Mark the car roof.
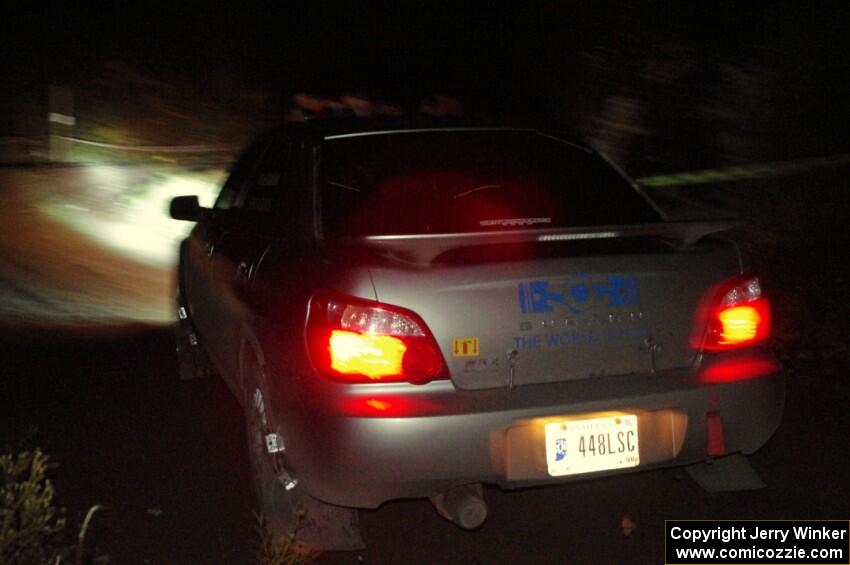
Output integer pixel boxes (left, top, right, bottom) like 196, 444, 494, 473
270, 116, 585, 145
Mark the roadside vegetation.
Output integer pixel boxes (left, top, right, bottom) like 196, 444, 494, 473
1, 448, 319, 564
255, 514, 319, 565
1, 450, 65, 564
0, 449, 109, 565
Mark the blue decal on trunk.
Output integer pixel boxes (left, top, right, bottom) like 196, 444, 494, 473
518, 275, 638, 314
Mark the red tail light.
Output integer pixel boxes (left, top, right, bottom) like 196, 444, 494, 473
306, 292, 447, 384
692, 276, 771, 351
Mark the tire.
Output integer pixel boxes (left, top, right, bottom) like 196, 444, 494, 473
243, 355, 364, 552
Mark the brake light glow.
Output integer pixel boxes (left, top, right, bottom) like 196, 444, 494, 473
365, 399, 392, 411
716, 305, 762, 345
692, 276, 771, 351
338, 395, 442, 417
698, 356, 779, 383
307, 292, 447, 384
329, 330, 406, 379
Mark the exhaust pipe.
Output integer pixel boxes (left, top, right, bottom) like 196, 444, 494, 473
431, 483, 488, 530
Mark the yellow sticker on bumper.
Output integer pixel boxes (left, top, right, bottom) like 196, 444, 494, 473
452, 338, 480, 357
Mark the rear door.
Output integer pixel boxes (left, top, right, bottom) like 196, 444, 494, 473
209, 135, 313, 382
191, 135, 270, 376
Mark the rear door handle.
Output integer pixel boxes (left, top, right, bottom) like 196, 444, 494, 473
237, 261, 250, 281
206, 242, 215, 256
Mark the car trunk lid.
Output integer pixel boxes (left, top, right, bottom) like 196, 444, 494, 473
357, 225, 740, 390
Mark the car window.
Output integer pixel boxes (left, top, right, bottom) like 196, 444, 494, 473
320, 131, 661, 237
213, 137, 269, 212
238, 139, 291, 213
237, 137, 311, 234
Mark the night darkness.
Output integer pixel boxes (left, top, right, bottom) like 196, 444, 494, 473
5, 4, 847, 115
4, 3, 850, 171
2, 3, 850, 564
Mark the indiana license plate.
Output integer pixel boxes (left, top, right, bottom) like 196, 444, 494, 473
544, 415, 639, 476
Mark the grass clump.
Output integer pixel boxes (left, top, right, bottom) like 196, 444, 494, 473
255, 513, 319, 565
1, 449, 66, 565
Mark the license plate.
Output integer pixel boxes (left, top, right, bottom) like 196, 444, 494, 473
544, 415, 639, 476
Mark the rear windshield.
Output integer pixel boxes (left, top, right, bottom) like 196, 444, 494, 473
320, 130, 660, 237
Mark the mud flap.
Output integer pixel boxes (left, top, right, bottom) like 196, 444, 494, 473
245, 378, 365, 552
685, 454, 766, 493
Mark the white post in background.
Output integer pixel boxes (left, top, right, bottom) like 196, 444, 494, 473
48, 85, 74, 162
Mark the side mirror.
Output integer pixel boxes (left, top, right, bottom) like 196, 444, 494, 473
169, 195, 209, 222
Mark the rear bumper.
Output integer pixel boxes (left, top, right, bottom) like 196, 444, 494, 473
275, 363, 785, 508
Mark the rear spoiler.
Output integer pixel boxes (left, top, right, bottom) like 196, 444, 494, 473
336, 221, 738, 265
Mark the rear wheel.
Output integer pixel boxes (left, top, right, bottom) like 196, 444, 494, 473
243, 355, 364, 552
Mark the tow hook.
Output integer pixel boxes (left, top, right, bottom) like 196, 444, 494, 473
430, 483, 488, 530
